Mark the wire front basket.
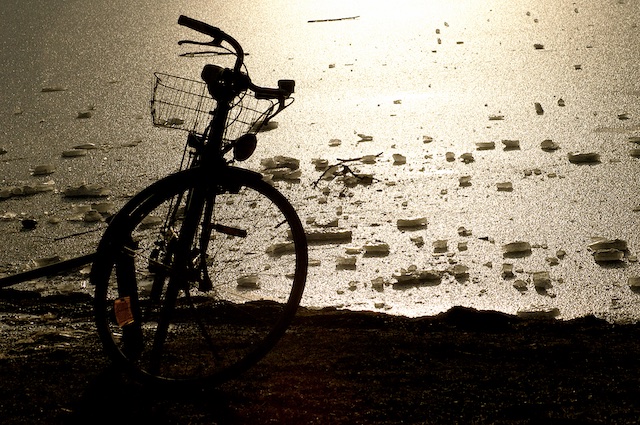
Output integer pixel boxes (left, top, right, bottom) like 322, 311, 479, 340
151, 73, 276, 141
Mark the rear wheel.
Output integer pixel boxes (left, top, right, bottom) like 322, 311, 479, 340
92, 168, 307, 387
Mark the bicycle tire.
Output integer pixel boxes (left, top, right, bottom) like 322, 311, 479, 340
91, 166, 307, 387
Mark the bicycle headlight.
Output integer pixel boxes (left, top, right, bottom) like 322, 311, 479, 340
233, 134, 257, 161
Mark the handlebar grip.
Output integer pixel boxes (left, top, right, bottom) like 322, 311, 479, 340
178, 15, 222, 39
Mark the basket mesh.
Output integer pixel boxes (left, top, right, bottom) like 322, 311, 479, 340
151, 73, 275, 140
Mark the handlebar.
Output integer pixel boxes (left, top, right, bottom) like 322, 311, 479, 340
178, 15, 294, 102
178, 15, 245, 73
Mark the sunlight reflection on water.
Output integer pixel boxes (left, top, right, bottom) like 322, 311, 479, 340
1, 0, 639, 321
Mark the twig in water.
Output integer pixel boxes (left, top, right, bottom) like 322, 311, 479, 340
308, 16, 360, 23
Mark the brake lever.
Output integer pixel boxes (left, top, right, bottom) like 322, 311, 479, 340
178, 39, 222, 47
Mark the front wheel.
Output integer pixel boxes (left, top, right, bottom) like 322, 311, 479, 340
91, 167, 308, 387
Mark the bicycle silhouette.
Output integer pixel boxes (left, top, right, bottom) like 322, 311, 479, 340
90, 16, 308, 387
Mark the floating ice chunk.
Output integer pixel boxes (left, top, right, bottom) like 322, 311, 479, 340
630, 149, 640, 158
34, 256, 63, 267
32, 164, 55, 176
513, 279, 528, 291
0, 211, 17, 220
41, 86, 67, 92
458, 241, 468, 251
77, 111, 92, 119
264, 168, 302, 181
73, 143, 98, 150
618, 113, 630, 120
496, 182, 513, 191
502, 263, 514, 278
397, 217, 427, 229
91, 202, 114, 214
541, 139, 559, 151
476, 142, 495, 150
433, 240, 448, 253
360, 155, 378, 164
459, 176, 472, 187
517, 307, 560, 319
445, 152, 455, 162
63, 184, 110, 197
345, 246, 362, 255
502, 139, 520, 150
557, 98, 566, 107
568, 152, 600, 164
328, 139, 342, 147
534, 102, 544, 115
410, 235, 424, 247
543, 256, 558, 266
356, 134, 373, 142
629, 136, 640, 144
503, 241, 532, 255
392, 154, 406, 165
588, 238, 627, 252
488, 115, 504, 121
62, 149, 87, 158
460, 153, 474, 163
629, 277, 640, 287
306, 230, 353, 243
393, 268, 441, 285
363, 242, 390, 256
457, 226, 472, 236
13, 106, 23, 115
374, 302, 386, 309
450, 264, 469, 278
162, 117, 185, 127
237, 274, 260, 289
139, 215, 163, 229
0, 147, 6, 155
533, 44, 545, 50
83, 210, 103, 222
261, 156, 300, 171
593, 249, 624, 262
423, 135, 434, 143
532, 271, 552, 289
266, 242, 296, 256
371, 276, 387, 291
336, 256, 357, 269
312, 158, 329, 170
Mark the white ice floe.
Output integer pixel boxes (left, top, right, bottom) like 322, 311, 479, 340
568, 152, 600, 164
503, 241, 532, 255
517, 307, 560, 319
502, 140, 520, 150
363, 242, 390, 256
336, 256, 357, 269
496, 182, 513, 191
397, 217, 427, 229
593, 249, 624, 262
306, 230, 353, 243
63, 184, 110, 197
541, 139, 560, 151
62, 149, 87, 158
532, 271, 552, 289
237, 274, 260, 289
588, 238, 628, 252
475, 142, 495, 150
393, 267, 441, 285
459, 176, 472, 187
31, 164, 55, 176
266, 242, 296, 256
392, 154, 407, 165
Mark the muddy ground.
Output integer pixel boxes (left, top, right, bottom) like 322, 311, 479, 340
1, 288, 640, 424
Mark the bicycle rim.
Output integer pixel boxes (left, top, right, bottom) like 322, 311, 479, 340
92, 168, 307, 386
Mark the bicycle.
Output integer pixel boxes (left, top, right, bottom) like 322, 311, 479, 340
90, 15, 308, 387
